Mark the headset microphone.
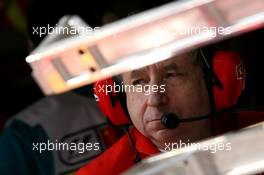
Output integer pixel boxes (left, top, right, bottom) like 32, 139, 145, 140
161, 106, 235, 129
161, 113, 179, 129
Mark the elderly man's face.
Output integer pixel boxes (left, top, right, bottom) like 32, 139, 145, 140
122, 53, 212, 149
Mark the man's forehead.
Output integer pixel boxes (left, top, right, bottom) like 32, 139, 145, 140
126, 52, 194, 76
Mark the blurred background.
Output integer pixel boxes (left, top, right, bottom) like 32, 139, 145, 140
0, 0, 175, 130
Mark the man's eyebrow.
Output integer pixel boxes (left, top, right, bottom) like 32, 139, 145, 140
129, 68, 147, 79
164, 62, 179, 71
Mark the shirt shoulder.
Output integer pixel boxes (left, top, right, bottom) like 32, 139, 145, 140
76, 133, 134, 175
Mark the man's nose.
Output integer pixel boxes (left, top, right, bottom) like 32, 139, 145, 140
147, 91, 168, 107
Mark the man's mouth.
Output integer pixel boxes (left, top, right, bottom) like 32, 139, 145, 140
144, 110, 175, 124
146, 118, 161, 124
145, 119, 169, 131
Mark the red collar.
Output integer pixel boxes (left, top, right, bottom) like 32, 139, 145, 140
131, 128, 160, 156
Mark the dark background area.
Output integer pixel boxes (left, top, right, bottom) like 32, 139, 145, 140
0, 0, 263, 130
0, 0, 173, 130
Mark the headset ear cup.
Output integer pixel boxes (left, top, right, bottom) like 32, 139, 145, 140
94, 78, 130, 125
213, 51, 246, 110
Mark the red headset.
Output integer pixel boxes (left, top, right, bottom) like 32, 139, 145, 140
94, 78, 130, 125
213, 51, 245, 110
94, 50, 246, 126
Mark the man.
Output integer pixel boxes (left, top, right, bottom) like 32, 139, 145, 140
0, 89, 123, 175
77, 50, 213, 175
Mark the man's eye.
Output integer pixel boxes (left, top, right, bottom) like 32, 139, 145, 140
165, 72, 183, 78
132, 79, 147, 85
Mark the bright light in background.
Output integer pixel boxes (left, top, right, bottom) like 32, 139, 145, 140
26, 0, 264, 95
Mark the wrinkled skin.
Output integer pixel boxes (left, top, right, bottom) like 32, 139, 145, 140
123, 53, 212, 150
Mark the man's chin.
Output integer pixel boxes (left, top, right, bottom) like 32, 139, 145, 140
147, 128, 177, 143
144, 121, 179, 142
145, 120, 166, 132
146, 129, 179, 149
155, 128, 174, 140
